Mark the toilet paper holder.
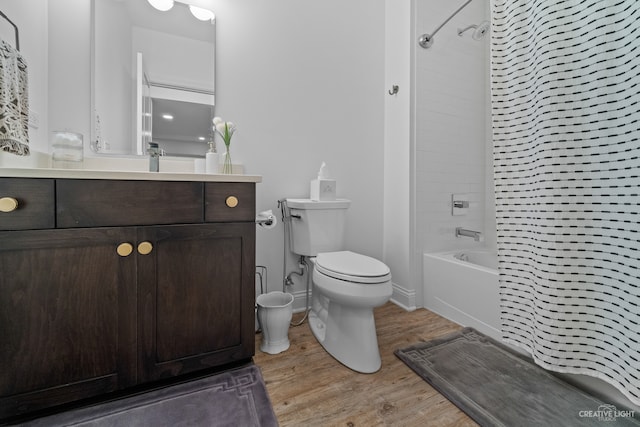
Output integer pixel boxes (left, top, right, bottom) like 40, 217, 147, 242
255, 216, 274, 226
256, 209, 277, 228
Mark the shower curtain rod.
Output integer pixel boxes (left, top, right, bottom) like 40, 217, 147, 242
419, 0, 472, 49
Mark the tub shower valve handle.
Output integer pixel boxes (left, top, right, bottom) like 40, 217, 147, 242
451, 194, 470, 216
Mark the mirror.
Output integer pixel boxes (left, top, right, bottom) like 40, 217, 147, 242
91, 0, 215, 157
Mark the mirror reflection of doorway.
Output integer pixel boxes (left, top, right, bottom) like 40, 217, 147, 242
135, 51, 215, 158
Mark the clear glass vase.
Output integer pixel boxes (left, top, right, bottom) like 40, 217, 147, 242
222, 149, 232, 174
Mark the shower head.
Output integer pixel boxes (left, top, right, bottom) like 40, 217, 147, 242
458, 20, 490, 41
472, 21, 490, 40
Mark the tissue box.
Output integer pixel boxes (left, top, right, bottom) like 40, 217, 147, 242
310, 179, 336, 201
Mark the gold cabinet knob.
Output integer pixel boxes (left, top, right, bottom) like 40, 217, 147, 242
137, 241, 153, 255
0, 197, 18, 213
117, 243, 134, 257
225, 195, 239, 208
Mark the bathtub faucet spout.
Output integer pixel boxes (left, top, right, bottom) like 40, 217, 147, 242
455, 227, 483, 242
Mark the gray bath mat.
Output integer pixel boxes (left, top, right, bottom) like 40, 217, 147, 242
20, 364, 278, 427
396, 328, 640, 427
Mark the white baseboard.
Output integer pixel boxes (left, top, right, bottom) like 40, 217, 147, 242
390, 282, 417, 312
278, 282, 417, 313
289, 289, 311, 313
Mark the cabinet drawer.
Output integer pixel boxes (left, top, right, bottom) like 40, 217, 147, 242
205, 183, 255, 222
57, 180, 204, 227
0, 178, 55, 230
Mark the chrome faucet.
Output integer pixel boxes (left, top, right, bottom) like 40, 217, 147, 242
147, 142, 160, 172
455, 227, 483, 242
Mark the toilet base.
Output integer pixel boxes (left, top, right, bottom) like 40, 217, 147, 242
309, 302, 382, 373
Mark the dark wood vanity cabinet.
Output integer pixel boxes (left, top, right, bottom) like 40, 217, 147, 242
0, 178, 256, 419
137, 222, 255, 382
0, 227, 138, 416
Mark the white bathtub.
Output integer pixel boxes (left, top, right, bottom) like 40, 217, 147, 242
423, 249, 501, 340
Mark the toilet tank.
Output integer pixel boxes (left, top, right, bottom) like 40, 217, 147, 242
286, 198, 351, 256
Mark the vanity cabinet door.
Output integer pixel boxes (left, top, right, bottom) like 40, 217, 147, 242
137, 223, 255, 382
0, 228, 137, 419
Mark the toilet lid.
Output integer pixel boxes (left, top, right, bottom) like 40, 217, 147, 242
315, 251, 391, 283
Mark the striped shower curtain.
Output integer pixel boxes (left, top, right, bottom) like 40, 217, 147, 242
491, 0, 640, 405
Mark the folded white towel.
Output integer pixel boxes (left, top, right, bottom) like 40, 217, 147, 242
0, 38, 29, 156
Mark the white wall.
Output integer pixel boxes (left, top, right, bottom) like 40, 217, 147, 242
208, 0, 386, 304
384, 0, 414, 309
413, 0, 490, 261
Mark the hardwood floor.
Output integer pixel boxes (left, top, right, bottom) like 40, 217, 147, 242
253, 302, 478, 427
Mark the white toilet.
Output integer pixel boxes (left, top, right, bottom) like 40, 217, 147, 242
286, 198, 392, 373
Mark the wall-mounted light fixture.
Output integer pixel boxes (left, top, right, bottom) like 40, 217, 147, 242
147, 0, 215, 23
188, 5, 215, 21
148, 0, 175, 12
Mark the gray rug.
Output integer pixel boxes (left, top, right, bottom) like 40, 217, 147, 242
20, 364, 278, 427
396, 328, 640, 427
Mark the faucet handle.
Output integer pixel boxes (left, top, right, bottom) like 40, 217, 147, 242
147, 142, 160, 156
148, 142, 160, 172
453, 200, 469, 208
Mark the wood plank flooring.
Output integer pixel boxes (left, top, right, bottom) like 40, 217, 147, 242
253, 302, 478, 427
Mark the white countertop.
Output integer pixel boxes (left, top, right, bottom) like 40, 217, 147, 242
0, 168, 262, 183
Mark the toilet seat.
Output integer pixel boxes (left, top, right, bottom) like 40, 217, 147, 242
315, 251, 391, 284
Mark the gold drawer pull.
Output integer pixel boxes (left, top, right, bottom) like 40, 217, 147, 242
137, 241, 153, 255
225, 195, 239, 208
117, 243, 134, 257
0, 197, 18, 213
